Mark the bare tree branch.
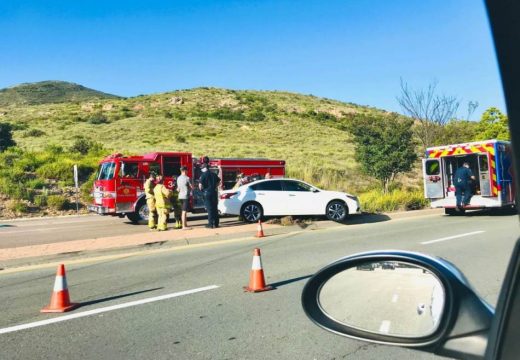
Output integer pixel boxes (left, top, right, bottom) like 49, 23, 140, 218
397, 79, 460, 147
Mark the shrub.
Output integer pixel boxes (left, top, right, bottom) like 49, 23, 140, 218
23, 128, 46, 137
34, 194, 48, 207
70, 138, 94, 155
0, 122, 16, 152
7, 200, 28, 213
87, 114, 109, 124
175, 135, 187, 143
247, 110, 266, 122
26, 178, 46, 190
36, 161, 74, 183
47, 195, 69, 210
359, 189, 429, 213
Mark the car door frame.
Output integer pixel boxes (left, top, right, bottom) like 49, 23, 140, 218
280, 180, 319, 215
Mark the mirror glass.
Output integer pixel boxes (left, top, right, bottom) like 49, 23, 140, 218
319, 261, 445, 338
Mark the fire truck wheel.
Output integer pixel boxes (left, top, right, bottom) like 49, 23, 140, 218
240, 202, 263, 223
127, 201, 148, 224
326, 200, 348, 222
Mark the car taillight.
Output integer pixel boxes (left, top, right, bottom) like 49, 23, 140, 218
220, 192, 237, 200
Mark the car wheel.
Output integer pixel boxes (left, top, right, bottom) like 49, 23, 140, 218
127, 200, 149, 224
444, 208, 457, 216
241, 202, 263, 223
326, 200, 348, 222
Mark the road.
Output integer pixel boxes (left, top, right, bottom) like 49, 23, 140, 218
0, 211, 518, 359
0, 214, 237, 249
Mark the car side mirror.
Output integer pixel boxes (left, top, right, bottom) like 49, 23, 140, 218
301, 251, 494, 359
311, 188, 319, 193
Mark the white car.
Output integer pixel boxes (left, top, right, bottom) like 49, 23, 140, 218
218, 178, 361, 223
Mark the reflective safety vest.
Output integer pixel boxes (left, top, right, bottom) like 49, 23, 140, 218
144, 179, 155, 199
153, 184, 171, 208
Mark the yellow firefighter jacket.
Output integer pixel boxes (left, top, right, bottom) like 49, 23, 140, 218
153, 184, 171, 208
144, 178, 155, 200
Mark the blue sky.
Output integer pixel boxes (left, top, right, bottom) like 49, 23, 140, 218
0, 0, 505, 117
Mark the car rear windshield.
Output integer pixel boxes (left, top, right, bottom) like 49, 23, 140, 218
97, 162, 116, 180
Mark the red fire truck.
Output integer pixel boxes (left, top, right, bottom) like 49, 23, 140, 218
88, 152, 285, 223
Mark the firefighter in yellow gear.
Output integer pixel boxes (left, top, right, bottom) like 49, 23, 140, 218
144, 173, 157, 229
153, 175, 172, 231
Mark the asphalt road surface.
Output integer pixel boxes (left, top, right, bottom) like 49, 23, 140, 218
1, 211, 518, 359
0, 214, 234, 249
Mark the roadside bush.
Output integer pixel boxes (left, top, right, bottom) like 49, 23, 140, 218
26, 178, 46, 190
34, 194, 48, 207
47, 195, 69, 210
7, 200, 29, 214
36, 161, 74, 182
359, 189, 429, 213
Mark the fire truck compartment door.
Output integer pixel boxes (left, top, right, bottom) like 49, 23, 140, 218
478, 154, 492, 196
423, 159, 444, 199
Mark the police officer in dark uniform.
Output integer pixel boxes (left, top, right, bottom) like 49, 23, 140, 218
199, 163, 221, 228
454, 161, 476, 209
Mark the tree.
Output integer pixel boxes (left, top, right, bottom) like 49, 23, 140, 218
348, 114, 417, 193
0, 122, 16, 152
438, 119, 478, 145
474, 107, 509, 140
397, 79, 460, 148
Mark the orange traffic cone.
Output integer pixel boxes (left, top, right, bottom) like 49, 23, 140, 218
256, 220, 265, 238
244, 248, 273, 292
41, 264, 79, 313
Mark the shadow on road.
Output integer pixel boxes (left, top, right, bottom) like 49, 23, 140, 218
80, 287, 164, 307
269, 274, 313, 289
448, 208, 518, 217
342, 213, 391, 225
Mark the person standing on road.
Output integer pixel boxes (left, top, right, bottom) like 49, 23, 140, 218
199, 163, 221, 228
153, 174, 172, 231
144, 172, 157, 229
177, 166, 193, 230
454, 162, 476, 209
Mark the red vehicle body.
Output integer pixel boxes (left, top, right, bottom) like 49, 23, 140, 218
205, 158, 285, 190
88, 152, 285, 223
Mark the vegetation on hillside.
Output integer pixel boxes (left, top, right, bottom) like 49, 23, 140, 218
0, 81, 120, 106
0, 81, 510, 217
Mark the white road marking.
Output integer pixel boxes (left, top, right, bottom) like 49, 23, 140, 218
421, 231, 485, 245
391, 294, 399, 303
379, 320, 391, 334
0, 285, 219, 335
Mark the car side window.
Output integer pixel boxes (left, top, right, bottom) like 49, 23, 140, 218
250, 180, 283, 191
282, 180, 312, 192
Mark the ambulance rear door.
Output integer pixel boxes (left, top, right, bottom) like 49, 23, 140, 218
478, 154, 492, 196
423, 158, 444, 199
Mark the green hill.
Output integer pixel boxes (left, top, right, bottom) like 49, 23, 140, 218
0, 84, 425, 218
0, 81, 120, 106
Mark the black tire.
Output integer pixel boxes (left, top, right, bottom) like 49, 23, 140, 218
240, 202, 263, 223
326, 200, 348, 222
444, 208, 457, 216
127, 200, 149, 224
